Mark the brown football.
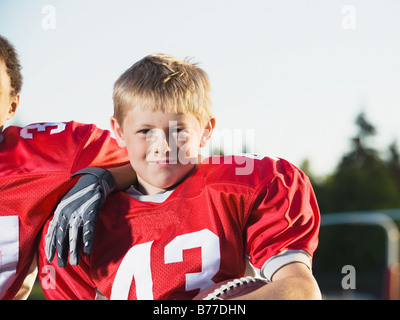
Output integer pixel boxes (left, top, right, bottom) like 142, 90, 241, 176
193, 276, 269, 300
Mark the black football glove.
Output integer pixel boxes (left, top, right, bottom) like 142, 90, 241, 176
45, 167, 115, 267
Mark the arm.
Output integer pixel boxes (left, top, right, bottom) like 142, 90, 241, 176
233, 262, 321, 300
243, 157, 321, 300
107, 164, 136, 191
44, 123, 135, 267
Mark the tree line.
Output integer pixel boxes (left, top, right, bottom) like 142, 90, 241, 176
302, 112, 400, 214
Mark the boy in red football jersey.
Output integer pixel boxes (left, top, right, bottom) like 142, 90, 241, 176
41, 54, 321, 299
0, 35, 134, 300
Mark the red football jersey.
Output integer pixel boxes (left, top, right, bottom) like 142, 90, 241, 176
0, 121, 128, 300
39, 155, 320, 300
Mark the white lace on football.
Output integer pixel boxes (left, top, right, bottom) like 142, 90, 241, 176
203, 276, 257, 300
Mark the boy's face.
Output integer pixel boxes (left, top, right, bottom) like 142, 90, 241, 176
0, 59, 19, 132
111, 107, 214, 195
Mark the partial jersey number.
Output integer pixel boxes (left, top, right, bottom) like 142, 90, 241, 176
20, 122, 66, 139
0, 216, 19, 299
110, 229, 220, 299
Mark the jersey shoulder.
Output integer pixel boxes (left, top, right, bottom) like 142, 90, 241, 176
198, 154, 305, 189
0, 121, 104, 176
1, 121, 95, 147
18, 121, 97, 144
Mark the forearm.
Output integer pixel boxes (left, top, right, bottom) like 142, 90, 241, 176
232, 263, 322, 300
107, 164, 136, 191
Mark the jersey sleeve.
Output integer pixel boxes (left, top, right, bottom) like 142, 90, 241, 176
244, 158, 320, 281
68, 122, 128, 172
10, 121, 129, 175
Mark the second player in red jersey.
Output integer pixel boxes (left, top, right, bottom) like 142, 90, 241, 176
0, 121, 128, 299
0, 35, 135, 300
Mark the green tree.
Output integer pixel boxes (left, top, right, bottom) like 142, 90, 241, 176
314, 112, 400, 213
388, 141, 400, 192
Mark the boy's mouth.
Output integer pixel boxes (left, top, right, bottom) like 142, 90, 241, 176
148, 159, 178, 167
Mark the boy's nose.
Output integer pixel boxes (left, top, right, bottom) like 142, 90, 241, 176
156, 138, 171, 154
152, 130, 172, 155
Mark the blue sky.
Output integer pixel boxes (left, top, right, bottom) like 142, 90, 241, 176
1, 0, 399, 175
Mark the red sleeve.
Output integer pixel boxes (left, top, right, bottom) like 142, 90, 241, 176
38, 220, 100, 300
245, 158, 320, 279
68, 121, 128, 173
10, 121, 128, 175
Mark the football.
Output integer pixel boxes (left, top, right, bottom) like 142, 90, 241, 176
193, 276, 269, 300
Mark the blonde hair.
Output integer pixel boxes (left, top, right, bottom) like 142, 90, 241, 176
113, 54, 212, 127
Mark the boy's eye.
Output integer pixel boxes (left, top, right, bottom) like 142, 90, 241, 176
138, 129, 150, 134
138, 129, 168, 141
174, 128, 190, 141
172, 128, 186, 134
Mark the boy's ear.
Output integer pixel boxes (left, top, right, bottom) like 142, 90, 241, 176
200, 117, 216, 148
6, 94, 20, 121
110, 116, 126, 148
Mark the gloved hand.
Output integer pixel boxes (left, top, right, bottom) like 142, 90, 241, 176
45, 167, 115, 267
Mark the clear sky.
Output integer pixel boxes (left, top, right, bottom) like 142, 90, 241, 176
1, 0, 399, 176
